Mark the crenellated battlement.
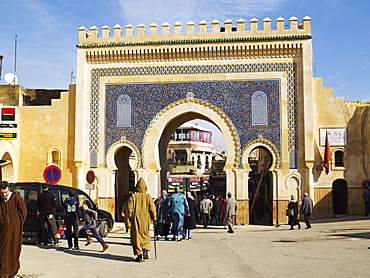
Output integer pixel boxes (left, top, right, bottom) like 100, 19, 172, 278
77, 16, 311, 47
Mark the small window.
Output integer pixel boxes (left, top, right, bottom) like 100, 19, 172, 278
48, 148, 61, 168
117, 94, 131, 127
205, 156, 209, 170
78, 193, 92, 208
61, 190, 70, 203
52, 151, 60, 165
289, 149, 298, 169
334, 150, 344, 167
252, 91, 268, 126
197, 155, 202, 169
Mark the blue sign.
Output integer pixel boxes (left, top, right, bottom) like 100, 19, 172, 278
43, 165, 61, 184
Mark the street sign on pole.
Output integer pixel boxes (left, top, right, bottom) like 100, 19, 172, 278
43, 165, 62, 184
86, 170, 95, 184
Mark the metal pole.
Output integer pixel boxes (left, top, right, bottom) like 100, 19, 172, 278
13, 35, 17, 85
0, 55, 3, 80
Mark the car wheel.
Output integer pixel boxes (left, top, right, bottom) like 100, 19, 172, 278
98, 220, 109, 238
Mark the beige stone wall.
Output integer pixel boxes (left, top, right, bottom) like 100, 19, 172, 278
346, 104, 370, 185
17, 85, 76, 187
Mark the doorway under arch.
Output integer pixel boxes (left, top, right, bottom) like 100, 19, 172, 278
248, 146, 273, 225
159, 118, 227, 198
142, 98, 240, 199
333, 179, 347, 215
158, 114, 227, 195
114, 146, 136, 222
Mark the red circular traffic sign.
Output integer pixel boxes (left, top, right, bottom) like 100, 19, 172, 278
43, 165, 61, 184
86, 170, 95, 184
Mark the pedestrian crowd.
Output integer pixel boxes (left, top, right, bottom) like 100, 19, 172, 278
153, 187, 238, 246
0, 177, 319, 277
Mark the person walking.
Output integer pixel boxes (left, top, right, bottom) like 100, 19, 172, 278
154, 190, 171, 240
226, 192, 237, 233
183, 192, 199, 240
63, 189, 82, 250
37, 184, 60, 246
287, 195, 301, 230
362, 189, 370, 216
168, 186, 190, 241
199, 195, 212, 229
121, 200, 131, 233
127, 178, 156, 262
79, 200, 109, 252
0, 181, 27, 278
211, 196, 221, 226
219, 196, 227, 228
300, 193, 313, 229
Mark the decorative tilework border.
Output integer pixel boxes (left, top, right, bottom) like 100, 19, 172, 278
105, 80, 279, 169
89, 63, 297, 156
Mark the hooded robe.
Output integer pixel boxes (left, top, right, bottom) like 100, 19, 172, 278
168, 192, 190, 237
0, 192, 27, 277
127, 178, 156, 256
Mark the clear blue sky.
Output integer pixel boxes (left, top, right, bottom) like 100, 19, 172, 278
1, 0, 369, 152
1, 0, 369, 102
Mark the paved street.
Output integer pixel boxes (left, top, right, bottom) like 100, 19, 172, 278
16, 216, 370, 278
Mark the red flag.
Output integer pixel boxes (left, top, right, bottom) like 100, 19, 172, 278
323, 130, 331, 174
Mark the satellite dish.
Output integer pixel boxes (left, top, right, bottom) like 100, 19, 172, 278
4, 73, 18, 85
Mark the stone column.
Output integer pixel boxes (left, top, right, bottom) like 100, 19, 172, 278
305, 161, 315, 200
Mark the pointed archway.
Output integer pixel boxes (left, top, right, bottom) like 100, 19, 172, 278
0, 152, 13, 182
142, 98, 241, 197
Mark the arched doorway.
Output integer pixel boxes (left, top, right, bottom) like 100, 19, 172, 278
248, 146, 273, 225
158, 115, 227, 196
333, 179, 347, 215
0, 152, 13, 182
142, 98, 240, 198
114, 146, 136, 221
159, 118, 227, 198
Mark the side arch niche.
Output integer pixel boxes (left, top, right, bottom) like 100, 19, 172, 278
106, 137, 141, 171
242, 136, 280, 225
242, 135, 280, 172
106, 137, 141, 221
285, 174, 301, 199
0, 140, 16, 182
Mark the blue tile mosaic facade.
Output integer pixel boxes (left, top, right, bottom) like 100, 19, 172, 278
105, 79, 280, 155
88, 63, 298, 163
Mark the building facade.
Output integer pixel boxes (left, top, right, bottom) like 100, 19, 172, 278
1, 16, 369, 225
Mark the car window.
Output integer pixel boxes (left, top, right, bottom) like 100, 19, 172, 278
16, 188, 39, 203
60, 190, 70, 203
12, 184, 40, 213
77, 191, 93, 207
49, 188, 60, 205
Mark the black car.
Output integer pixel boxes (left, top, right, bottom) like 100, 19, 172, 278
11, 182, 114, 244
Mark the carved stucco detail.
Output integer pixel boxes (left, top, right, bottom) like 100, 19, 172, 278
142, 98, 240, 170
106, 137, 141, 171
242, 135, 281, 172
284, 173, 301, 189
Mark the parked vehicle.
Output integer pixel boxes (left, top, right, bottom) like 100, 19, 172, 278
11, 182, 114, 244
